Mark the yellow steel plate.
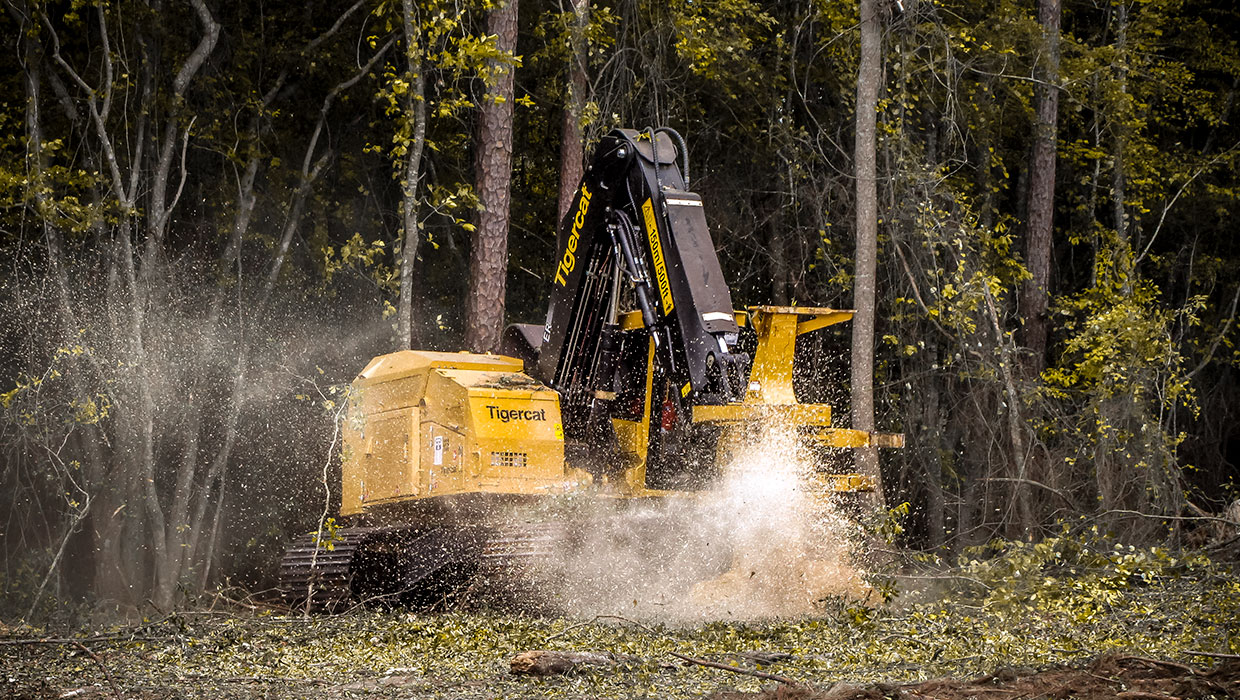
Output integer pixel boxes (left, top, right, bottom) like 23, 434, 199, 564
692, 402, 833, 425
814, 473, 878, 492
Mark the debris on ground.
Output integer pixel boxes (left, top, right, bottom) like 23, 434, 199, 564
1, 535, 1236, 699
710, 654, 1240, 700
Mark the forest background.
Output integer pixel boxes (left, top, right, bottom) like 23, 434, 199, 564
0, 0, 1237, 619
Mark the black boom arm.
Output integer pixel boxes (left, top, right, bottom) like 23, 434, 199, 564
530, 128, 748, 448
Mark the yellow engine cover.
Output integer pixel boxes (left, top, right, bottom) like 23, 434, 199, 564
340, 350, 570, 516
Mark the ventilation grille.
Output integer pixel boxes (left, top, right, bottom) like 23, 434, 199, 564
490, 451, 528, 468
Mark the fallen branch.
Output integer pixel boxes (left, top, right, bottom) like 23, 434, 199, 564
1097, 509, 1238, 526
72, 641, 123, 700
1185, 650, 1240, 661
207, 586, 286, 613
176, 673, 329, 685
1206, 533, 1240, 553
891, 572, 993, 589
669, 651, 799, 685
980, 477, 1073, 504
1113, 655, 1196, 675
0, 635, 164, 646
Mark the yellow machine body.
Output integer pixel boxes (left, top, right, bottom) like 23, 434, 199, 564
284, 312, 901, 610
340, 350, 576, 517
339, 308, 902, 516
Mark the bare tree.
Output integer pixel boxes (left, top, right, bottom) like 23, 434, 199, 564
44, 0, 223, 611
397, 0, 430, 350
18, 0, 387, 611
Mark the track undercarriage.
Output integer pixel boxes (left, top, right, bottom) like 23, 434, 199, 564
278, 509, 570, 612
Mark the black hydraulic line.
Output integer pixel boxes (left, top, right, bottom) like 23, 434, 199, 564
556, 248, 608, 394
657, 127, 690, 189
610, 214, 676, 373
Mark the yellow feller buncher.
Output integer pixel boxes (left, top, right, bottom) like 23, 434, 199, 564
279, 128, 901, 610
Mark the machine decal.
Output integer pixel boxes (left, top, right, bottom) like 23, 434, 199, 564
486, 405, 548, 422
554, 185, 593, 286
433, 434, 443, 466
642, 198, 674, 314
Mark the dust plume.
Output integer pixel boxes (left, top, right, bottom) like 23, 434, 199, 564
525, 427, 872, 622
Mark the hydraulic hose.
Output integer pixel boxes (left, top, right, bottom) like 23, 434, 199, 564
656, 127, 690, 189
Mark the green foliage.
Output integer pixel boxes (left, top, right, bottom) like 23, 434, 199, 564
1046, 249, 1192, 408
962, 527, 1213, 611
670, 0, 775, 97
874, 501, 911, 544
321, 234, 396, 293
1038, 240, 1197, 516
0, 109, 103, 235
312, 517, 342, 552
1, 342, 108, 443
912, 199, 1029, 339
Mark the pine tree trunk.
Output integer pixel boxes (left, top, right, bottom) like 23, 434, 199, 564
851, 0, 883, 503
467, 0, 519, 353
1021, 0, 1060, 372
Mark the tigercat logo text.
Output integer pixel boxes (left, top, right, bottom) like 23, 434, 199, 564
554, 185, 593, 286
486, 405, 548, 422
642, 198, 674, 314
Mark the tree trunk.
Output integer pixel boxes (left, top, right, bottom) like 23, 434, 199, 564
557, 0, 589, 224
398, 0, 428, 350
466, 0, 519, 353
1021, 0, 1060, 372
1112, 1, 1129, 256
851, 0, 883, 503
768, 199, 790, 306
921, 379, 945, 549
983, 285, 1035, 537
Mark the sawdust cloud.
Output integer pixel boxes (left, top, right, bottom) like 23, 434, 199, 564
525, 427, 872, 622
